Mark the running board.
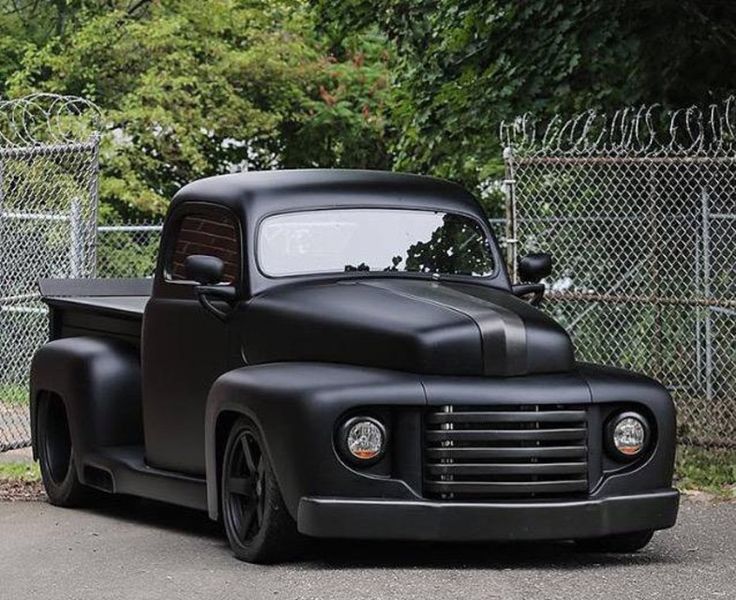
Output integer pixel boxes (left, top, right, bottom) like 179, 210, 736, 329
81, 446, 208, 511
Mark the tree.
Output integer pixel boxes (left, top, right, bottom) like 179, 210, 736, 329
7, 0, 393, 217
404, 215, 494, 276
316, 0, 736, 206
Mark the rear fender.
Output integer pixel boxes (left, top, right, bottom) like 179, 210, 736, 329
30, 337, 142, 468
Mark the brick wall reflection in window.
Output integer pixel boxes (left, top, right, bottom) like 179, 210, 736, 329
169, 213, 239, 283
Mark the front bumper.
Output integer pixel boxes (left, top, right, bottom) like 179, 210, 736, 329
298, 488, 679, 541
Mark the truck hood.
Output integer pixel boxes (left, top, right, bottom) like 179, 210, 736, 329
241, 279, 574, 376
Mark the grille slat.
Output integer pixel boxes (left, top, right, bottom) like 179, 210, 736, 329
426, 428, 587, 443
426, 410, 587, 425
427, 462, 588, 476
424, 405, 589, 501
426, 446, 587, 460
425, 480, 589, 496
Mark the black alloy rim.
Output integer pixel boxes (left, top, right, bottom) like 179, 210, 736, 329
225, 430, 266, 543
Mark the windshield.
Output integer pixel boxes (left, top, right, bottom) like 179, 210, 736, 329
257, 208, 495, 278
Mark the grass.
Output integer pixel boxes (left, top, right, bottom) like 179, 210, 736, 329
0, 446, 732, 497
675, 445, 736, 498
0, 383, 29, 406
0, 461, 40, 482
0, 461, 43, 501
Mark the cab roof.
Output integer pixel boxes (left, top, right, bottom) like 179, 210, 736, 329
166, 169, 507, 297
171, 169, 485, 221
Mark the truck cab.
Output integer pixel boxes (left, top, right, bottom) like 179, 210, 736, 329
30, 170, 679, 563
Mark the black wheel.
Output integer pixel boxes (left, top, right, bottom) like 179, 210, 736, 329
575, 530, 654, 553
221, 417, 303, 563
37, 393, 91, 507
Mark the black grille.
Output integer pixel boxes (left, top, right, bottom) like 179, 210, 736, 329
424, 405, 589, 500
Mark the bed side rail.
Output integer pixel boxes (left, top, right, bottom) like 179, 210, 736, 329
38, 278, 153, 299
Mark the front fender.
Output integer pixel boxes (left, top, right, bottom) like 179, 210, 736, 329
579, 363, 677, 496
205, 363, 426, 520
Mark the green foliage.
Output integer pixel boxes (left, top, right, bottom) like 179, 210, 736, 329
96, 230, 160, 278
5, 0, 393, 216
0, 384, 27, 406
0, 462, 40, 482
2, 1, 736, 219
316, 0, 736, 202
676, 445, 736, 498
405, 215, 494, 276
285, 29, 394, 171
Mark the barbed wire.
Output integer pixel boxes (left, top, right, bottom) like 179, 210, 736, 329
500, 97, 736, 158
0, 93, 102, 148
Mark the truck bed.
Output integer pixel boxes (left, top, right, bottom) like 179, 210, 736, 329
39, 278, 152, 346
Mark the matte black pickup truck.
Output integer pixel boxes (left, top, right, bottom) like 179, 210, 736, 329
31, 170, 678, 563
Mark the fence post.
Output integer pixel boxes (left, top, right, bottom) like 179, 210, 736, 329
0, 156, 4, 291
87, 134, 101, 277
701, 187, 714, 403
648, 163, 663, 380
0, 158, 4, 383
503, 145, 518, 281
70, 196, 83, 278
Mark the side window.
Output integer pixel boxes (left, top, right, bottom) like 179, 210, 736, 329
166, 212, 240, 284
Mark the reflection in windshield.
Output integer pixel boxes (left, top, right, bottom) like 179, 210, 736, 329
258, 209, 494, 278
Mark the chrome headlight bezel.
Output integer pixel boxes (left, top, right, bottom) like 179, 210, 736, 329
605, 411, 650, 462
337, 416, 387, 466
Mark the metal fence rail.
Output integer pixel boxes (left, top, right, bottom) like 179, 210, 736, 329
501, 100, 736, 446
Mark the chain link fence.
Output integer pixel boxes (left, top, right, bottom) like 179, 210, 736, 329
501, 99, 736, 447
0, 95, 101, 451
3, 95, 734, 453
97, 223, 162, 279
0, 98, 162, 453
0, 216, 162, 451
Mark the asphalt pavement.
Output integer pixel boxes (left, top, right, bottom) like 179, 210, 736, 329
0, 496, 733, 600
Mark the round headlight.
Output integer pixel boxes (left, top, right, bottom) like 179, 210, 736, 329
339, 417, 386, 464
609, 412, 649, 459
347, 419, 384, 460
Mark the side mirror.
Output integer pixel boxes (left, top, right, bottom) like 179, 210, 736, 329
185, 255, 237, 322
185, 255, 225, 285
518, 252, 553, 283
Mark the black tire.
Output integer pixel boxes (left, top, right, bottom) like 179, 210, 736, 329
221, 417, 303, 563
575, 530, 654, 553
37, 393, 91, 507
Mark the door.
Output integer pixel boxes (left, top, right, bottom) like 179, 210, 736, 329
141, 203, 243, 475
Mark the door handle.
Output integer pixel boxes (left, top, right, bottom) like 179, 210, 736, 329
195, 285, 237, 322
